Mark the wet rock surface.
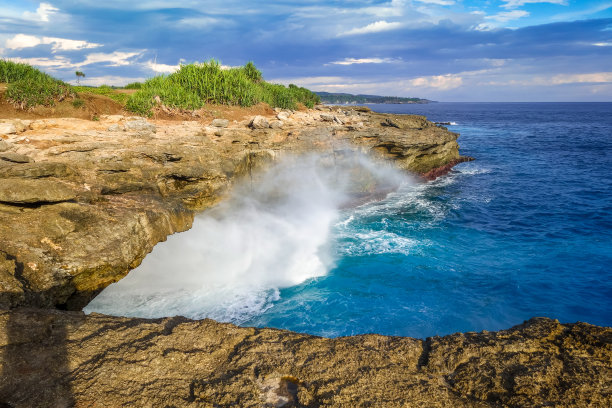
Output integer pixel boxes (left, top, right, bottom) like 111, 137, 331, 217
0, 309, 609, 407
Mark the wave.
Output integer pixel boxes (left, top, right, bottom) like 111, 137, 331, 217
335, 229, 426, 256
85, 153, 408, 323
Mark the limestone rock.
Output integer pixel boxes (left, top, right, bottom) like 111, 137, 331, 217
0, 311, 609, 408
320, 113, 335, 122
0, 254, 24, 308
0, 162, 77, 179
0, 179, 78, 204
211, 119, 229, 128
250, 115, 269, 129
0, 122, 17, 136
0, 152, 32, 163
107, 124, 123, 132
277, 111, 290, 121
382, 118, 400, 128
0, 141, 9, 152
269, 120, 284, 129
124, 119, 156, 134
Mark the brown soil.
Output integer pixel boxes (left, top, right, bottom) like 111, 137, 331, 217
0, 87, 125, 120
1, 82, 298, 124
150, 102, 276, 123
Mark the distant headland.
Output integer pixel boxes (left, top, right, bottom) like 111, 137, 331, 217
315, 91, 432, 105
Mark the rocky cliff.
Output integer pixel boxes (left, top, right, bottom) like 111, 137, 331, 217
0, 309, 610, 407
0, 106, 467, 310
1, 106, 609, 407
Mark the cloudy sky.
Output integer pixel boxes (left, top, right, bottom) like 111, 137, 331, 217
1, 0, 611, 101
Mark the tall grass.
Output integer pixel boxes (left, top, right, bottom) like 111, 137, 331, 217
123, 82, 143, 89
126, 60, 320, 116
0, 59, 73, 109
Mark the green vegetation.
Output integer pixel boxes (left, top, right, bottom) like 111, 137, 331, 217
75, 71, 85, 84
0, 59, 320, 115
126, 60, 320, 116
316, 91, 431, 105
0, 59, 74, 109
123, 82, 143, 89
72, 84, 129, 104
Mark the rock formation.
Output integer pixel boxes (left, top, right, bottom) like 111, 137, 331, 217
0, 107, 468, 310
1, 107, 609, 407
0, 309, 610, 407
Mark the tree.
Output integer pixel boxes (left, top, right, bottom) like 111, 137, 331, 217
75, 71, 85, 84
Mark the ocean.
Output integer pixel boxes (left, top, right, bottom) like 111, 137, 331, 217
86, 102, 612, 338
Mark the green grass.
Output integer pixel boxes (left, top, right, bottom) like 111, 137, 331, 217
123, 82, 143, 89
1, 59, 320, 115
1, 59, 74, 109
72, 84, 129, 104
126, 60, 320, 116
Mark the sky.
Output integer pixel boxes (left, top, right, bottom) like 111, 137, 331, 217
0, 0, 611, 101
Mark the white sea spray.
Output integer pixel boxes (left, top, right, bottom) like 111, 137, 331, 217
85, 153, 409, 323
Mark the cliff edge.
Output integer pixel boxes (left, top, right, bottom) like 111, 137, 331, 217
0, 106, 467, 310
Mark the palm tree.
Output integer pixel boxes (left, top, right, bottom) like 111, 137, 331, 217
75, 71, 85, 84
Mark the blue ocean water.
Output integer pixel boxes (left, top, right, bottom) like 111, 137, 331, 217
243, 102, 612, 338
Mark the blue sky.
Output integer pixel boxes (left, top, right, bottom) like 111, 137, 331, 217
1, 0, 611, 101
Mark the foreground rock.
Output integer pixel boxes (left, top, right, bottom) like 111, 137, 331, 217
0, 107, 469, 309
0, 309, 609, 407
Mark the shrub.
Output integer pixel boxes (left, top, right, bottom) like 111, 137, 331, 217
72, 98, 85, 108
1, 59, 73, 109
126, 60, 320, 115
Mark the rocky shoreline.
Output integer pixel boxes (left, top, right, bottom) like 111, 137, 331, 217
1, 107, 610, 407
0, 106, 466, 310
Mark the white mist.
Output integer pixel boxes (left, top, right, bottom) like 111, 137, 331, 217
84, 154, 407, 323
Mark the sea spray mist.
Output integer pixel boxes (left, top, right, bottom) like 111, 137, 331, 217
85, 153, 408, 323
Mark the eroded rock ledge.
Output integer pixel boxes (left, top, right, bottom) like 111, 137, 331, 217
0, 309, 610, 407
0, 108, 610, 407
0, 107, 468, 310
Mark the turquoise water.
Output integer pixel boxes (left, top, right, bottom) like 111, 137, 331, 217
243, 103, 612, 337
87, 102, 612, 339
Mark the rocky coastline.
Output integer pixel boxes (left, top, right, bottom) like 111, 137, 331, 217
0, 106, 609, 407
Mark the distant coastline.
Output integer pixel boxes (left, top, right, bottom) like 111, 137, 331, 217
316, 91, 432, 105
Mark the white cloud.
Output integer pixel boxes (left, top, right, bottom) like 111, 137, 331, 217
8, 56, 75, 69
178, 16, 223, 27
486, 10, 530, 22
44, 37, 101, 52
339, 20, 403, 36
5, 34, 42, 50
23, 2, 59, 22
593, 42, 612, 47
502, 0, 567, 9
79, 51, 143, 67
550, 72, 612, 84
414, 0, 455, 5
5, 34, 101, 52
329, 57, 399, 65
75, 75, 146, 87
409, 74, 463, 90
270, 76, 347, 87
145, 60, 180, 73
